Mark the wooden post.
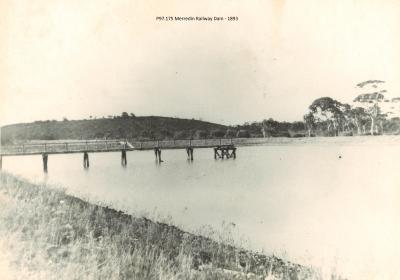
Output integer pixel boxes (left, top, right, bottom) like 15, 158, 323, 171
157, 148, 162, 162
0, 155, 2, 170
83, 152, 89, 169
85, 140, 88, 151
232, 147, 236, 159
121, 149, 127, 166
42, 153, 48, 172
214, 148, 217, 159
154, 147, 162, 162
44, 144, 47, 153
186, 147, 194, 160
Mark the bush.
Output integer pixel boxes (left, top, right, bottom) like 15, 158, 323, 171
194, 130, 208, 139
224, 129, 236, 138
211, 129, 226, 138
291, 133, 306, 138
236, 130, 250, 138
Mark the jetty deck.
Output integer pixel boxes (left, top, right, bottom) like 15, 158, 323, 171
0, 138, 272, 157
0, 139, 243, 171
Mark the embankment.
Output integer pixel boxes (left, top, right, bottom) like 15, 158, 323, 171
0, 172, 320, 279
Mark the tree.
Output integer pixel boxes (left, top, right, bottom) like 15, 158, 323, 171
303, 113, 315, 137
211, 129, 225, 138
236, 129, 250, 138
224, 129, 236, 138
376, 112, 387, 134
348, 107, 368, 135
121, 112, 129, 118
367, 103, 381, 135
290, 121, 306, 132
194, 130, 208, 139
384, 117, 400, 134
355, 80, 387, 135
261, 118, 279, 137
308, 97, 346, 136
338, 103, 351, 133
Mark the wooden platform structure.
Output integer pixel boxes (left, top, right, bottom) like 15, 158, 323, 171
214, 145, 236, 159
0, 139, 238, 171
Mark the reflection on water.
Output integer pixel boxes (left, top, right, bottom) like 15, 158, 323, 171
2, 136, 400, 279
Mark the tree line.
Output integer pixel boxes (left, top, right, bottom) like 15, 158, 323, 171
2, 80, 399, 144
237, 80, 400, 138
301, 80, 400, 137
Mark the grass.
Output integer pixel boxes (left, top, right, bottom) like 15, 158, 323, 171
0, 172, 321, 280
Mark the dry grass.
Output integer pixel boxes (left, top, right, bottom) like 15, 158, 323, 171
0, 172, 321, 280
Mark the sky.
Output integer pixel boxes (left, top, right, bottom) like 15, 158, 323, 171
1, 0, 400, 126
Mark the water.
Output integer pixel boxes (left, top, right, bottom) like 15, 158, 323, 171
2, 136, 400, 279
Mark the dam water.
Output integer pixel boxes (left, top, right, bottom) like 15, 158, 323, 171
2, 136, 400, 279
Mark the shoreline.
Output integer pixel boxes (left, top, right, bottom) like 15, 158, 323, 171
0, 172, 322, 279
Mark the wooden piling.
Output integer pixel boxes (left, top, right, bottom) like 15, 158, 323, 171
157, 148, 162, 162
42, 153, 48, 172
154, 147, 158, 160
154, 147, 162, 162
83, 152, 89, 169
121, 149, 127, 166
186, 147, 194, 160
213, 145, 236, 160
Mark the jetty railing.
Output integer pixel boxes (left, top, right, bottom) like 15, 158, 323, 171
0, 140, 126, 156
0, 137, 283, 156
129, 137, 290, 149
129, 138, 235, 149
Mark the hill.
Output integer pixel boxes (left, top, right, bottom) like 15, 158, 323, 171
1, 115, 229, 144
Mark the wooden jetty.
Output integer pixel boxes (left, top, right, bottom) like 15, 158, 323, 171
0, 138, 239, 171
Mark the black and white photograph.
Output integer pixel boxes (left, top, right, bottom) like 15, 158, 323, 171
0, 1, 399, 279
